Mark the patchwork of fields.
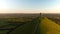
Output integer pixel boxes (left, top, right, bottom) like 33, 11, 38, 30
0, 14, 60, 34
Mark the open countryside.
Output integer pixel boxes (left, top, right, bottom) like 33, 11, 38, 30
0, 14, 59, 34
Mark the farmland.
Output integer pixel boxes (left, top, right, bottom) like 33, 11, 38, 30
0, 14, 40, 34
0, 14, 60, 34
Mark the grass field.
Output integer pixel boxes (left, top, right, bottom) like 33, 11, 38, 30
8, 17, 60, 34
9, 17, 40, 34
0, 16, 60, 34
40, 17, 60, 34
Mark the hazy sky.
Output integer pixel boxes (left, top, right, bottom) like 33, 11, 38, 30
0, 0, 60, 13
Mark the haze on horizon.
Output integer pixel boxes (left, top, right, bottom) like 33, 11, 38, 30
0, 0, 60, 13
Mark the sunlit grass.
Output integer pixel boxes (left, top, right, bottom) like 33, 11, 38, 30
40, 17, 60, 34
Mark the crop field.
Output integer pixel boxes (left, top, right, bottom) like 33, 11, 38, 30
0, 14, 60, 34
0, 14, 40, 34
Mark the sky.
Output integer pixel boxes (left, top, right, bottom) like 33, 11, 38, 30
0, 0, 60, 13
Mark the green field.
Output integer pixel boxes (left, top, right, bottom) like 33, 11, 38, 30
0, 17, 60, 34
40, 17, 60, 34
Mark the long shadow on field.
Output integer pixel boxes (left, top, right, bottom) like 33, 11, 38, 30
6, 22, 25, 34
9, 17, 40, 34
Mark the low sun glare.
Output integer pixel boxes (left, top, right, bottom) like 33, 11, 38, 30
0, 0, 60, 13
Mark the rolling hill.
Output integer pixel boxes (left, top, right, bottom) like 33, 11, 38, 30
40, 17, 60, 34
